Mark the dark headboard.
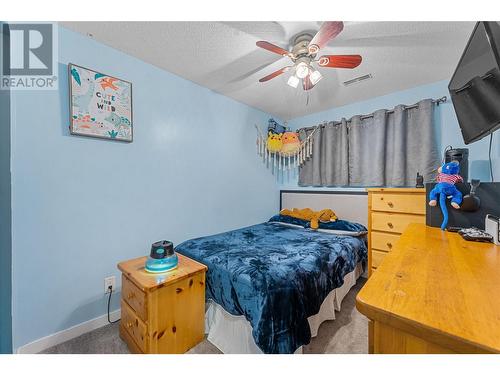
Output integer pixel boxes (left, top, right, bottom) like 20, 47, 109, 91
426, 182, 500, 229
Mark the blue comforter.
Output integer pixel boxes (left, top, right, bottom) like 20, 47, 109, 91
175, 222, 367, 354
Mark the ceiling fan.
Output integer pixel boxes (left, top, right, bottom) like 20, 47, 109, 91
256, 21, 362, 91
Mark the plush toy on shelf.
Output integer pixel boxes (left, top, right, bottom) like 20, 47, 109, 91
280, 132, 301, 155
428, 161, 464, 230
266, 131, 283, 153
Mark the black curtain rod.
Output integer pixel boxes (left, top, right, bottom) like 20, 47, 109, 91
300, 96, 448, 131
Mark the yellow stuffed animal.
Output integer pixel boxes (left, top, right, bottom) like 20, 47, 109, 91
266, 132, 283, 153
280, 208, 337, 230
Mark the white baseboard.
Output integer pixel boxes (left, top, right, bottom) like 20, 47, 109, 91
16, 309, 121, 354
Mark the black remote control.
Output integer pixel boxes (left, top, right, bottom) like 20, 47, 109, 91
458, 228, 493, 243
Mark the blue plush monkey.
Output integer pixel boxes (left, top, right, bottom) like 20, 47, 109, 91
428, 161, 464, 230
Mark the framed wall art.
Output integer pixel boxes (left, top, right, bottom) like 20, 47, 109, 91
69, 63, 133, 142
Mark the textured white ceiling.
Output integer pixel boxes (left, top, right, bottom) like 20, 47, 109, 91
61, 21, 475, 120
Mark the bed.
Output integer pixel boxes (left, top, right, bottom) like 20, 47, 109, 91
175, 215, 367, 354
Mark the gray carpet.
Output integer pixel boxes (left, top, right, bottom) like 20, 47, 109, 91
41, 278, 368, 354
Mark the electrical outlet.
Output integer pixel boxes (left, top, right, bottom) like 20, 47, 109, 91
104, 276, 116, 294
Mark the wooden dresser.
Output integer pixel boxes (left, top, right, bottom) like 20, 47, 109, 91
357, 223, 500, 353
117, 254, 207, 354
367, 188, 426, 276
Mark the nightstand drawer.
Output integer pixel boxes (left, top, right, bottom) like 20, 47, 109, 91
122, 275, 147, 321
121, 300, 147, 353
148, 270, 206, 354
371, 249, 388, 269
371, 231, 400, 252
372, 212, 425, 234
371, 193, 426, 214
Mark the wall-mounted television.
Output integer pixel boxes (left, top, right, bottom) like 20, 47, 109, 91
449, 22, 500, 145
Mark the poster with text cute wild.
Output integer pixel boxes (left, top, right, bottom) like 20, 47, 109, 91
69, 63, 133, 142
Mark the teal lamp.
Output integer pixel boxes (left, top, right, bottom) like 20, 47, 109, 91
145, 240, 178, 273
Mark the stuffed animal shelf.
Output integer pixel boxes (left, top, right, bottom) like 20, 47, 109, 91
428, 161, 464, 230
255, 119, 317, 180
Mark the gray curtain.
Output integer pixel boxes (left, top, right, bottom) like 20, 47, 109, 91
299, 99, 439, 187
298, 120, 348, 186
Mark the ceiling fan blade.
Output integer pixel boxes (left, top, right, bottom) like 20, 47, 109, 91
308, 22, 344, 54
256, 41, 290, 57
258, 66, 291, 82
303, 75, 315, 91
318, 55, 362, 68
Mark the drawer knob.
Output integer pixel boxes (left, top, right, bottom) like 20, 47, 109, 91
387, 242, 393, 248
127, 293, 134, 300
387, 202, 394, 208
127, 322, 133, 328
387, 222, 394, 228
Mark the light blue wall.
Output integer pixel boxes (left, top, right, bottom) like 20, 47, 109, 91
282, 80, 500, 189
10, 25, 278, 350
10, 25, 500, 351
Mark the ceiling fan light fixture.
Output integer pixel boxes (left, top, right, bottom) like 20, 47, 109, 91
295, 62, 310, 79
309, 69, 323, 85
254, 22, 362, 92
287, 75, 300, 88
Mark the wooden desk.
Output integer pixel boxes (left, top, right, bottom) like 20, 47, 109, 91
356, 223, 500, 354
118, 254, 207, 354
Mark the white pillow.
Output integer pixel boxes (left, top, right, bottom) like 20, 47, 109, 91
316, 228, 367, 237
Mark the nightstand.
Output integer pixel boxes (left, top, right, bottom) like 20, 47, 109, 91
117, 253, 207, 354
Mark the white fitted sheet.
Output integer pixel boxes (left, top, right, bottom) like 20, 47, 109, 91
205, 262, 363, 354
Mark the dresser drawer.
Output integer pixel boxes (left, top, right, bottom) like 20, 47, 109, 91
121, 300, 147, 352
122, 275, 147, 321
371, 212, 425, 234
371, 193, 426, 215
371, 249, 388, 269
371, 231, 400, 252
